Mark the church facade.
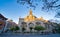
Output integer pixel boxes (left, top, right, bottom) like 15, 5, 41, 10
18, 10, 53, 32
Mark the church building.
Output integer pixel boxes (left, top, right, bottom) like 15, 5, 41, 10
18, 10, 52, 32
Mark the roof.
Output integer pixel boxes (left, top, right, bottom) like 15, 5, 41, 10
0, 13, 7, 20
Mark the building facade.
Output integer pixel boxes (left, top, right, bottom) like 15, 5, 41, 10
6, 19, 18, 30
0, 14, 7, 33
18, 10, 54, 32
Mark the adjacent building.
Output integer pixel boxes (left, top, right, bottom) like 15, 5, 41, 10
0, 14, 18, 33
6, 19, 18, 30
0, 14, 7, 33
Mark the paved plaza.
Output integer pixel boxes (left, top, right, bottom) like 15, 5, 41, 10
0, 33, 60, 37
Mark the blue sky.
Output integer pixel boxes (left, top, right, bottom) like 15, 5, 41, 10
0, 0, 60, 24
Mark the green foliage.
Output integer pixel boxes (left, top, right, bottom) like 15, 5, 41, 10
56, 27, 60, 33
14, 26, 20, 31
34, 26, 45, 31
58, 28, 60, 33
10, 27, 15, 31
53, 24, 60, 33
10, 26, 19, 31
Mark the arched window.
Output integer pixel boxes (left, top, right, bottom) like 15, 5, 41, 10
21, 22, 26, 25
21, 22, 27, 27
28, 22, 34, 27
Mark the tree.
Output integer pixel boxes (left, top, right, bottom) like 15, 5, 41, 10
10, 26, 19, 32
42, 0, 60, 11
10, 27, 15, 31
17, 0, 60, 10
57, 27, 60, 33
17, 0, 60, 18
14, 26, 20, 31
34, 26, 45, 31
55, 24, 60, 33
